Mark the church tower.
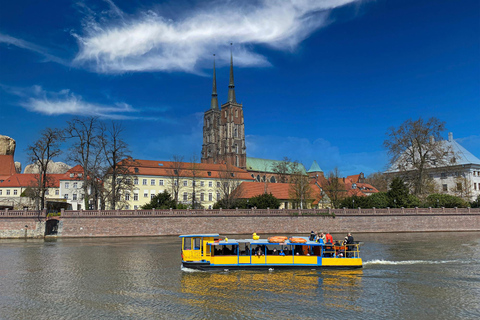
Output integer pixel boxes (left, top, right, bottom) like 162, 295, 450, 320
201, 49, 246, 169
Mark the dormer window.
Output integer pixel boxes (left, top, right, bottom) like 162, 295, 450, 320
207, 171, 212, 176
78, 173, 82, 177
134, 168, 139, 173
70, 173, 74, 177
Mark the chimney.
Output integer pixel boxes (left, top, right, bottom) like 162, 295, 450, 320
429, 135, 435, 144
448, 132, 453, 142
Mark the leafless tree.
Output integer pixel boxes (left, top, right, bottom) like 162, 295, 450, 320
64, 117, 102, 209
26, 128, 63, 211
98, 121, 134, 209
272, 157, 292, 183
384, 117, 453, 196
167, 155, 184, 205
287, 161, 311, 209
365, 172, 389, 192
322, 167, 345, 208
452, 175, 473, 202
217, 163, 243, 208
189, 154, 203, 208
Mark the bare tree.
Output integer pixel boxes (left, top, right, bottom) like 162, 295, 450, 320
272, 157, 292, 183
452, 175, 473, 202
64, 117, 102, 209
189, 154, 202, 208
365, 172, 389, 192
322, 167, 345, 208
99, 121, 134, 209
384, 117, 452, 196
167, 155, 184, 205
288, 161, 311, 209
26, 128, 63, 211
217, 163, 243, 208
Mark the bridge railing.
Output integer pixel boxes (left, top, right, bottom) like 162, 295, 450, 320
1, 207, 479, 218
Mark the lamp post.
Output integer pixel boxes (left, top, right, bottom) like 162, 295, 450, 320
436, 198, 439, 208
352, 199, 355, 209
394, 199, 396, 208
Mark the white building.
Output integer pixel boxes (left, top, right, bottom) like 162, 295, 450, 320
386, 132, 480, 201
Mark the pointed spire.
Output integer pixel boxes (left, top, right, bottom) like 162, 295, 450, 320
210, 54, 219, 110
228, 43, 237, 103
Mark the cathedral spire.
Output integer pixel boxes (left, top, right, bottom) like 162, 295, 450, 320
211, 54, 219, 110
227, 44, 237, 103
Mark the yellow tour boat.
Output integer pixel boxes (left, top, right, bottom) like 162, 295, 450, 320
180, 234, 362, 271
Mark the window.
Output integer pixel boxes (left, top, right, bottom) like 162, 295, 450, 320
159, 180, 164, 186
64, 194, 68, 199
474, 183, 477, 190
441, 173, 447, 179
73, 194, 77, 200
125, 193, 130, 201
192, 181, 196, 187
73, 182, 77, 189
235, 109, 238, 117
151, 194, 155, 199
126, 178, 131, 185
217, 182, 220, 187
151, 179, 155, 185
125, 205, 130, 210
0, 190, 2, 195
134, 168, 139, 173
183, 180, 188, 186
200, 181, 204, 187
7, 190, 10, 195
217, 193, 220, 200
174, 180, 178, 186
143, 179, 147, 185
134, 205, 138, 209
442, 184, 448, 192
207, 171, 211, 176
55, 190, 59, 195
134, 178, 139, 185
200, 193, 205, 201
65, 182, 69, 189
144, 192, 148, 198
13, 190, 17, 195
70, 173, 74, 178
134, 193, 138, 201
457, 183, 463, 191
209, 181, 213, 187
183, 192, 188, 201
78, 173, 82, 177
209, 193, 213, 201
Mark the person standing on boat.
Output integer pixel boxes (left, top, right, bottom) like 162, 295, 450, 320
325, 232, 333, 244
345, 233, 354, 257
309, 231, 316, 241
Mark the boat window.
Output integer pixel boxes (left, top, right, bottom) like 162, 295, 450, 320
239, 243, 250, 256
214, 245, 238, 256
183, 238, 191, 250
265, 245, 283, 255
194, 238, 201, 250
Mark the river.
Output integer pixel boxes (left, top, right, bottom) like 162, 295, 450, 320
0, 232, 479, 319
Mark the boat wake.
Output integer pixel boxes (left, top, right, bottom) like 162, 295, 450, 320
181, 266, 203, 273
364, 259, 462, 266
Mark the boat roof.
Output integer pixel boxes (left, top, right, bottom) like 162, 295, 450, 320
206, 237, 326, 246
179, 234, 219, 238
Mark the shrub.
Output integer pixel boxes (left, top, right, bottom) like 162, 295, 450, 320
141, 191, 176, 209
425, 194, 468, 208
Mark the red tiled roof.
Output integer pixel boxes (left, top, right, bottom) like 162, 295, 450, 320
120, 158, 255, 181
0, 155, 16, 177
236, 181, 322, 201
0, 173, 62, 188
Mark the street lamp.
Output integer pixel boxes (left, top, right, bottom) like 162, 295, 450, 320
352, 199, 355, 209
436, 198, 439, 208
394, 199, 396, 208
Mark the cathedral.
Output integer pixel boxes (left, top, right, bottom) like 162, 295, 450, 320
201, 52, 246, 169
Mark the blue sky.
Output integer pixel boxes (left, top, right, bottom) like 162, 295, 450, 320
1, 0, 479, 176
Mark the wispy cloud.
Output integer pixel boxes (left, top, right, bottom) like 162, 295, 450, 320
1, 84, 141, 119
0, 33, 68, 66
74, 0, 359, 73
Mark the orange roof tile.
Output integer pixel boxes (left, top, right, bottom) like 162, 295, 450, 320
0, 173, 62, 188
236, 181, 322, 200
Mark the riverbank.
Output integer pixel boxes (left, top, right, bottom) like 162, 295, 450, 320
1, 207, 479, 239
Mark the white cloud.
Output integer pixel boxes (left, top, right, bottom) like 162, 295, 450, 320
2, 84, 139, 119
0, 33, 68, 65
74, 0, 359, 73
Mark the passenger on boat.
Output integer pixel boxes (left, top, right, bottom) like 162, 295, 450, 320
273, 248, 278, 255
309, 231, 316, 241
245, 245, 250, 256
345, 233, 354, 257
279, 250, 285, 256
325, 232, 333, 244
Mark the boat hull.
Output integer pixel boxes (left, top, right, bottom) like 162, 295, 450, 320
182, 260, 363, 271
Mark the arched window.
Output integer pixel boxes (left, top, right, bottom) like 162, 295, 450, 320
270, 176, 276, 183
257, 175, 260, 182
235, 109, 238, 117
234, 127, 237, 137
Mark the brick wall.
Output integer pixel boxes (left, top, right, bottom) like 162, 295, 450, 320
1, 208, 479, 238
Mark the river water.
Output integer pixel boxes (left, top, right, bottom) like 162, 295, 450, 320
1, 232, 479, 320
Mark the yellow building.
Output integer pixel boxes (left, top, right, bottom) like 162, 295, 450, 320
116, 159, 255, 209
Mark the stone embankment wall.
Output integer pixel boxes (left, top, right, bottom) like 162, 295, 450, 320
0, 210, 46, 238
1, 208, 480, 238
